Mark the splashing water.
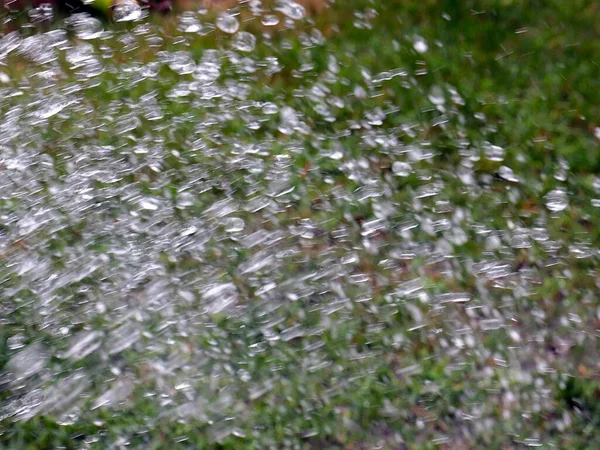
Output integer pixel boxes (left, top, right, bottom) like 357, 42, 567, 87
0, 1, 599, 449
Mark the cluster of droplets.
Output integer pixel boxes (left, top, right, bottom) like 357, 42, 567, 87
1, 1, 600, 448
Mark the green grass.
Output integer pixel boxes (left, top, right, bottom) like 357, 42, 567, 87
1, 0, 600, 448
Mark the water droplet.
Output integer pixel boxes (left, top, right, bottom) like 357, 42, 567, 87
202, 283, 238, 314
274, 0, 305, 20
511, 231, 532, 249
59, 331, 103, 361
140, 198, 160, 211
436, 293, 471, 303
34, 95, 74, 119
5, 344, 49, 381
262, 14, 280, 26
262, 102, 279, 114
498, 165, 520, 183
7, 333, 26, 350
66, 13, 104, 40
223, 217, 245, 233
113, 0, 145, 22
91, 378, 134, 410
179, 12, 202, 33
483, 142, 505, 161
216, 13, 240, 34
392, 161, 412, 177
233, 31, 257, 52
413, 38, 428, 53
168, 51, 196, 75
40, 373, 89, 417
544, 189, 568, 212
479, 318, 504, 331
106, 323, 141, 356
416, 183, 441, 198
0, 32, 22, 59
176, 192, 195, 208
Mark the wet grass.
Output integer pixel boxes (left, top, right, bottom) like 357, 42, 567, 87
1, 0, 600, 449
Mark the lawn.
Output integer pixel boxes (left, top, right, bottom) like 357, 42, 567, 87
1, 0, 600, 448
